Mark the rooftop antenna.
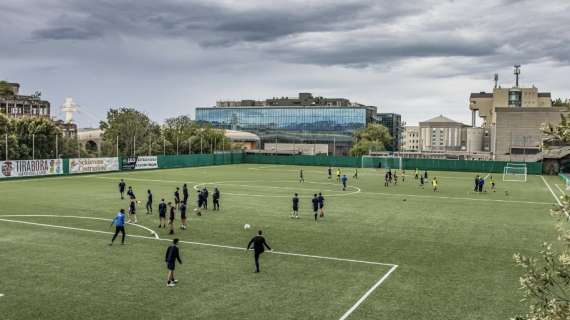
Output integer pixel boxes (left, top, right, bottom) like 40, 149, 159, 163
61, 97, 78, 124
494, 73, 499, 89
514, 65, 521, 87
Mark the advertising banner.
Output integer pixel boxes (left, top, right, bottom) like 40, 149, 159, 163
121, 156, 158, 170
0, 159, 63, 178
69, 157, 119, 174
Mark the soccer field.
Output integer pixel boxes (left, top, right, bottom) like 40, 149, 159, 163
0, 164, 563, 320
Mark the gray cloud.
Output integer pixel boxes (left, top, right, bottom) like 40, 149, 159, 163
0, 0, 568, 127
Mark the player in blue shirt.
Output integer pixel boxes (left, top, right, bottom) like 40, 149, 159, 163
109, 209, 126, 245
341, 174, 348, 191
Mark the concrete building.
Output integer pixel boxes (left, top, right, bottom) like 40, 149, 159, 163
376, 113, 402, 151
419, 115, 469, 152
0, 82, 50, 118
401, 126, 420, 151
469, 66, 567, 161
217, 92, 353, 108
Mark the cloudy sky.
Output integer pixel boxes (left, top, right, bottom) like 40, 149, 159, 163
1, 0, 569, 127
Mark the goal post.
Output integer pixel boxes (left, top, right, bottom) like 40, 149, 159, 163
502, 163, 527, 182
362, 155, 403, 170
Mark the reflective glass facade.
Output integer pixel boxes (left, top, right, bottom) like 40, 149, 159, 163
196, 107, 373, 132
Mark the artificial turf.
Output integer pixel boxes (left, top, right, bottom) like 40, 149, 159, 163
0, 164, 563, 319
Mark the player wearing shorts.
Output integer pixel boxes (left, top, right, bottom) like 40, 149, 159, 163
328, 167, 332, 179
118, 179, 126, 199
165, 238, 182, 287
127, 186, 136, 200
174, 188, 181, 209
128, 199, 137, 223
179, 201, 187, 230
312, 194, 319, 222
432, 177, 438, 192
317, 193, 325, 218
158, 199, 167, 228
336, 169, 341, 183
292, 193, 299, 219
353, 169, 358, 179
341, 174, 348, 191
490, 176, 496, 192
212, 187, 220, 211
299, 169, 304, 183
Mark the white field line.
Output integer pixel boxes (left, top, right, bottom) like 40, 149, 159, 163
0, 214, 159, 239
555, 184, 566, 196
338, 264, 399, 320
0, 215, 397, 319
95, 175, 548, 204
540, 176, 569, 219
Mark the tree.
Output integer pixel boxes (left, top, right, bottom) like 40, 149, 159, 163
0, 81, 15, 97
552, 98, 570, 107
99, 108, 161, 157
513, 202, 570, 320
162, 115, 194, 154
0, 114, 62, 160
350, 124, 392, 156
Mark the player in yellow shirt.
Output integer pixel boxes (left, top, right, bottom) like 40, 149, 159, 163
432, 177, 439, 192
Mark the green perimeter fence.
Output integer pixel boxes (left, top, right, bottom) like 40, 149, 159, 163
0, 153, 544, 180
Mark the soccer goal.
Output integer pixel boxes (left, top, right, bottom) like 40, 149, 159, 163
502, 163, 527, 182
362, 155, 403, 170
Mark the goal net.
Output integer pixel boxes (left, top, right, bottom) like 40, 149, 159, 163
362, 156, 403, 170
502, 163, 527, 182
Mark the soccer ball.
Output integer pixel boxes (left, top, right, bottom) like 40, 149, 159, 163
136, 200, 141, 204
244, 223, 251, 230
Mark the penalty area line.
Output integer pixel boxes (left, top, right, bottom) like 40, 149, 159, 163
0, 216, 397, 319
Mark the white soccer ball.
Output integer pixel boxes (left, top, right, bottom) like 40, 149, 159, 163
244, 223, 251, 230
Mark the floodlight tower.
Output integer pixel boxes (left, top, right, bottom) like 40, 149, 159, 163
494, 73, 499, 89
61, 97, 78, 124
514, 65, 521, 87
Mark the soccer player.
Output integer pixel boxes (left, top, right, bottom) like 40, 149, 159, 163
127, 186, 136, 200
420, 175, 425, 188
341, 174, 348, 191
165, 238, 182, 287
212, 187, 220, 211
109, 209, 126, 245
328, 167, 332, 179
118, 179, 126, 199
336, 168, 341, 183
146, 189, 153, 214
394, 172, 398, 185
202, 187, 209, 210
197, 190, 204, 210
291, 193, 300, 218
158, 199, 167, 228
415, 168, 419, 180
432, 177, 438, 192
424, 170, 428, 179
388, 170, 392, 183
174, 187, 181, 209
182, 184, 189, 204
312, 194, 319, 222
128, 199, 137, 223
478, 177, 485, 193
299, 169, 304, 183
474, 175, 480, 192
353, 169, 358, 179
402, 170, 406, 182
317, 192, 325, 218
490, 176, 496, 192
179, 201, 187, 230
246, 230, 272, 273
168, 202, 176, 235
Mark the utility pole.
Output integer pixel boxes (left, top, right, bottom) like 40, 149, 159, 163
5, 133, 8, 160
55, 134, 59, 158
32, 134, 35, 159
116, 136, 119, 157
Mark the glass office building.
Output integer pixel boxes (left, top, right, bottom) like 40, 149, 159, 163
195, 106, 377, 155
